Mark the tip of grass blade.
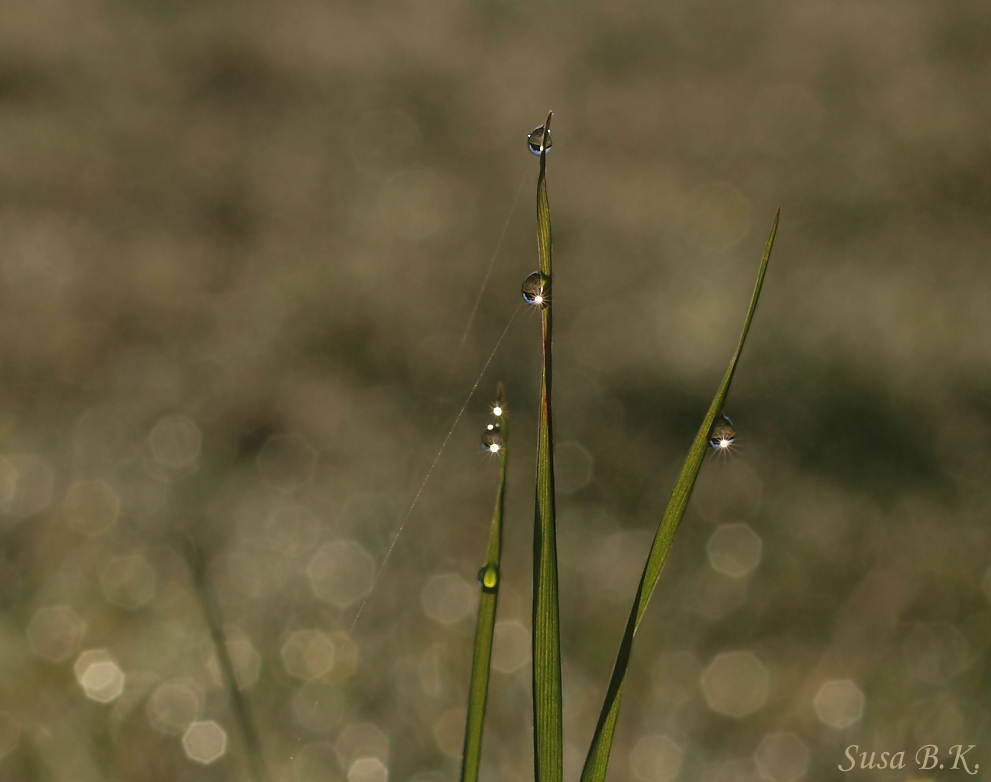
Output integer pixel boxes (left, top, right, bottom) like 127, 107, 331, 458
538, 110, 554, 162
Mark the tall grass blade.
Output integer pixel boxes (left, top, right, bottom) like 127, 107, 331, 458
580, 209, 781, 782
460, 384, 509, 782
186, 539, 271, 782
532, 110, 563, 782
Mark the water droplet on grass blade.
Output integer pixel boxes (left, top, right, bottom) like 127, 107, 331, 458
709, 413, 736, 450
481, 426, 503, 453
477, 564, 499, 593
521, 271, 549, 307
527, 125, 552, 155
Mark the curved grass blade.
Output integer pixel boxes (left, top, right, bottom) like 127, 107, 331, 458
580, 209, 781, 782
460, 383, 509, 782
532, 110, 563, 782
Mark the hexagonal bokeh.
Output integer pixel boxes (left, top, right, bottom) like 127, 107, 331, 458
282, 630, 336, 680
63, 479, 121, 536
491, 620, 531, 674
0, 712, 20, 760
335, 723, 388, 767
257, 433, 317, 491
903, 622, 970, 684
707, 523, 762, 578
73, 649, 125, 703
701, 651, 769, 718
630, 734, 683, 782
72, 649, 113, 684
813, 680, 864, 728
349, 757, 388, 782
27, 605, 85, 662
182, 720, 227, 764
148, 415, 202, 469
147, 681, 202, 736
753, 733, 808, 782
100, 555, 157, 609
308, 541, 376, 607
420, 573, 474, 625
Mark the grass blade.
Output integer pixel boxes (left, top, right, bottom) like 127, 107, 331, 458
532, 111, 563, 782
580, 209, 781, 782
460, 384, 509, 782
186, 539, 271, 782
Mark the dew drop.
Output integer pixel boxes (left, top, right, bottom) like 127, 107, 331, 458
709, 413, 736, 450
492, 406, 503, 417
481, 425, 504, 453
527, 125, 553, 155
521, 272, 549, 308
477, 563, 499, 593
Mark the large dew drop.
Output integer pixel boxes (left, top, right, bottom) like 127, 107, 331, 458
709, 413, 736, 450
521, 271, 549, 308
477, 563, 499, 593
482, 425, 504, 453
527, 125, 553, 155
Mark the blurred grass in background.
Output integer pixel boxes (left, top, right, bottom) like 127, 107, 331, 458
1, 1, 991, 781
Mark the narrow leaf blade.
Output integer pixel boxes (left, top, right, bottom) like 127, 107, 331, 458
460, 384, 508, 782
532, 111, 563, 782
581, 209, 781, 782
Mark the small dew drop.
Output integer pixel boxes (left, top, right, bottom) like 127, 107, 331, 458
521, 272, 549, 308
709, 414, 736, 450
477, 564, 499, 593
492, 406, 503, 417
527, 125, 553, 155
482, 426, 504, 453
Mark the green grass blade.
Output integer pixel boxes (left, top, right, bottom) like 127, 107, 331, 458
580, 209, 781, 782
532, 110, 563, 782
461, 384, 509, 782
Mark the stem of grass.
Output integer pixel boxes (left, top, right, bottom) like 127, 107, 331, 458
186, 538, 271, 782
460, 383, 509, 782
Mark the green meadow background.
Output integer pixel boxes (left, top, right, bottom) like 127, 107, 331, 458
1, 1, 990, 780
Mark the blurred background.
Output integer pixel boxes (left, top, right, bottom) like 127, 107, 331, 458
1, 0, 991, 780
